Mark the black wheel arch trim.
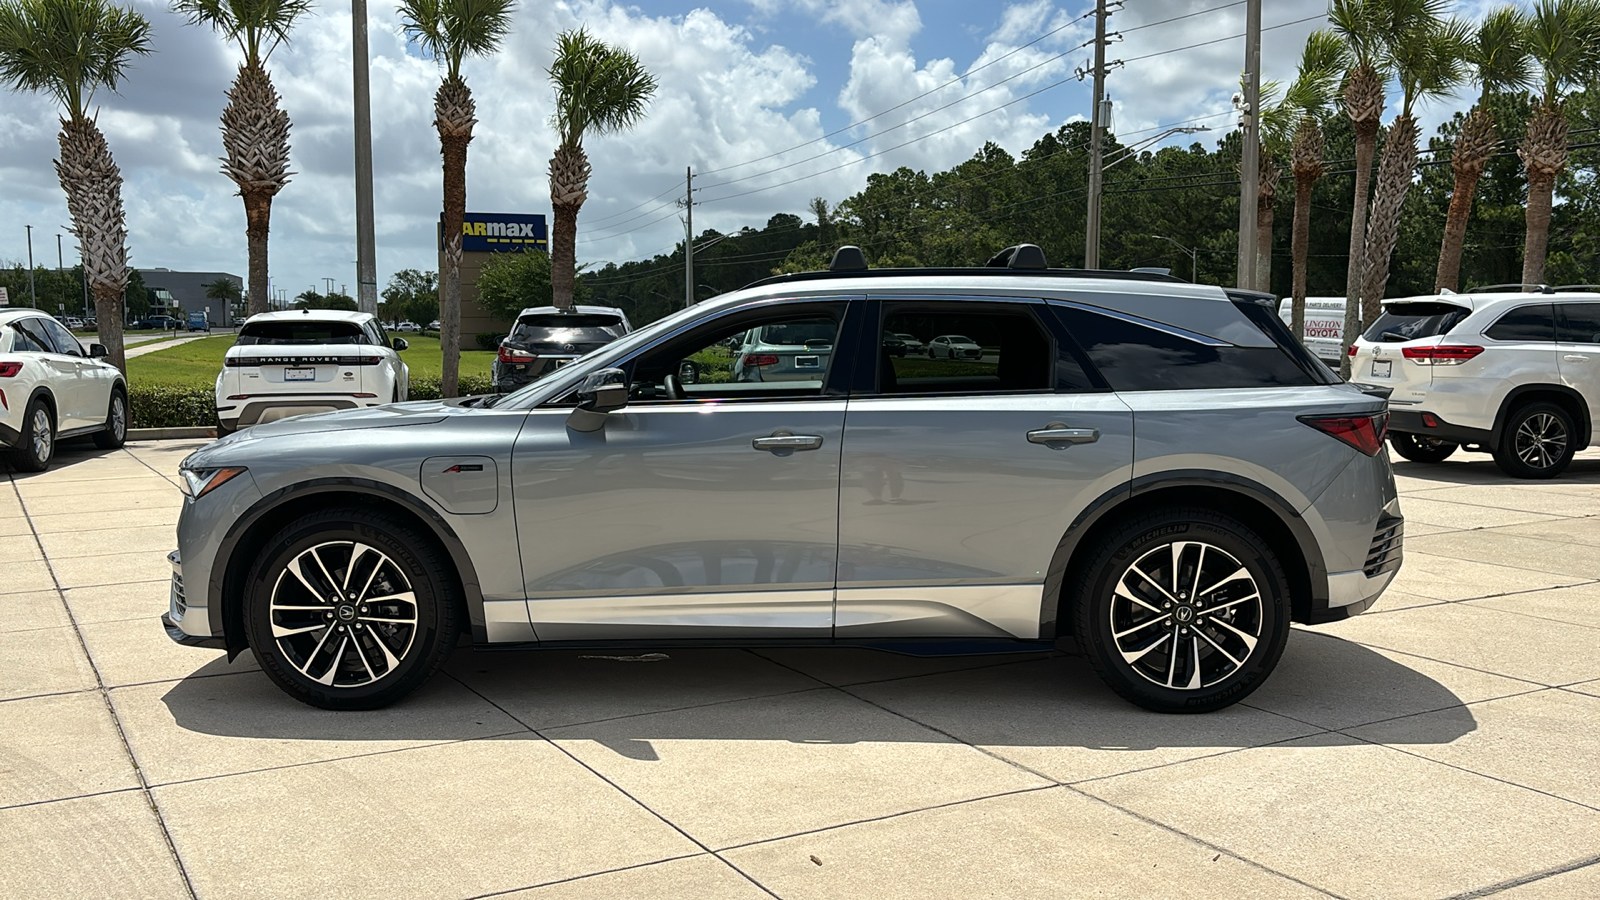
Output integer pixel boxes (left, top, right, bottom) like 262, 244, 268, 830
1493, 384, 1591, 451
208, 477, 488, 659
1038, 470, 1329, 636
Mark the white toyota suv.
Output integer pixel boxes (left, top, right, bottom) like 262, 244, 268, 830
0, 309, 127, 471
216, 310, 409, 435
1350, 288, 1600, 478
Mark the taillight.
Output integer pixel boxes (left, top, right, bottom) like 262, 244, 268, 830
1348, 345, 1358, 357
1401, 345, 1483, 365
1300, 412, 1389, 456
0, 362, 21, 377
742, 353, 779, 367
497, 345, 533, 363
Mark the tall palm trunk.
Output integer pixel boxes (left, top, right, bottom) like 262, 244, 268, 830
54, 115, 129, 373
1360, 114, 1421, 324
549, 143, 591, 311
1519, 103, 1568, 286
1256, 160, 1281, 291
434, 74, 475, 398
220, 62, 292, 316
1290, 118, 1325, 340
1435, 108, 1497, 292
1339, 64, 1384, 377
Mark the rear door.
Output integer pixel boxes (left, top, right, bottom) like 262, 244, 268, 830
1556, 301, 1600, 431
834, 298, 1133, 639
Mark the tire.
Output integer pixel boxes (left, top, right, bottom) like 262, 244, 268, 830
92, 388, 127, 450
243, 508, 461, 710
1493, 402, 1575, 479
1071, 507, 1291, 713
5, 398, 55, 472
1388, 432, 1456, 464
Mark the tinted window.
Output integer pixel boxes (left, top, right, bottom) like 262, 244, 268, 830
1556, 303, 1600, 344
1485, 304, 1556, 342
9, 319, 50, 353
878, 307, 1061, 394
510, 314, 625, 349
1363, 302, 1471, 342
629, 306, 844, 402
237, 321, 369, 345
39, 318, 83, 356
1054, 306, 1317, 391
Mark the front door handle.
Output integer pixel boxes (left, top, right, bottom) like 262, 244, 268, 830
1027, 423, 1099, 446
1563, 355, 1588, 362
753, 431, 824, 452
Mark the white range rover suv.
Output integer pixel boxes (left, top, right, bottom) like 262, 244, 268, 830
1350, 288, 1600, 478
0, 309, 127, 471
216, 310, 409, 435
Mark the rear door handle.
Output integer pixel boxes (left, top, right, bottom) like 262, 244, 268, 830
753, 431, 824, 452
1027, 423, 1100, 446
1563, 355, 1588, 362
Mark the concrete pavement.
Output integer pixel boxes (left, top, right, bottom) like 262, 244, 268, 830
3, 439, 1599, 899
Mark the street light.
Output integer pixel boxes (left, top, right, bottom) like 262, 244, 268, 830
1151, 234, 1198, 283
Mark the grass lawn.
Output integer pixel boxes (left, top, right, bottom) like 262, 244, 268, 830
125, 333, 495, 389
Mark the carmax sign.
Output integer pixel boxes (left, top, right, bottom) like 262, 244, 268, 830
439, 212, 548, 253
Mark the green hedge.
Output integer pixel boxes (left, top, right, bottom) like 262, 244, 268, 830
127, 377, 499, 429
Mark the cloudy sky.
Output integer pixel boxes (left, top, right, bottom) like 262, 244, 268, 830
0, 0, 1488, 299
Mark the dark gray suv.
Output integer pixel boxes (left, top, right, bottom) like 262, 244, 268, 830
167, 245, 1401, 713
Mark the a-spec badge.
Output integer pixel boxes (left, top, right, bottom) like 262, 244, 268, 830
443, 463, 484, 473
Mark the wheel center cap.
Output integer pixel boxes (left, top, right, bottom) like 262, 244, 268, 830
1174, 606, 1195, 624
336, 604, 357, 623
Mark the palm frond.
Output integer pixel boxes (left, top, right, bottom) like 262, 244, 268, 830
1284, 29, 1346, 118
399, 0, 511, 80
1525, 0, 1600, 105
0, 0, 152, 119
548, 27, 658, 147
1391, 13, 1469, 115
1470, 6, 1533, 98
171, 0, 312, 65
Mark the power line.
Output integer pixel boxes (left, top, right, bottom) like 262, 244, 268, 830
1120, 13, 1324, 65
1121, 1, 1247, 33
579, 179, 686, 229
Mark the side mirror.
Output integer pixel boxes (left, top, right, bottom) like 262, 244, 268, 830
678, 360, 699, 384
392, 337, 408, 351
567, 367, 629, 433
89, 343, 108, 359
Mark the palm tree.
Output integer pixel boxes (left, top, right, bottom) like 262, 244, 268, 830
204, 274, 243, 323
1519, 0, 1600, 286
0, 0, 151, 373
1283, 31, 1346, 341
1435, 7, 1532, 292
399, 0, 513, 399
172, 0, 311, 318
1359, 14, 1469, 317
547, 28, 657, 311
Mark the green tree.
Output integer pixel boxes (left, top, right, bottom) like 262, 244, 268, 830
172, 0, 311, 316
204, 274, 244, 324
0, 0, 151, 372
475, 249, 550, 322
1286, 31, 1347, 339
399, 0, 513, 398
1519, 0, 1600, 284
547, 28, 657, 312
380, 268, 438, 327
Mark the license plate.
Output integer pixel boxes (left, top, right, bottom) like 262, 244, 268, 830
284, 368, 317, 382
1371, 359, 1392, 378
795, 356, 820, 369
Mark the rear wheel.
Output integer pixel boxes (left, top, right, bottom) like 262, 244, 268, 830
243, 508, 460, 709
92, 388, 127, 449
1388, 432, 1456, 463
6, 399, 55, 472
1493, 402, 1575, 479
1072, 507, 1290, 713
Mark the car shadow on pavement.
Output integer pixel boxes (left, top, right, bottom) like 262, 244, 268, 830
159, 630, 1478, 755
1393, 455, 1600, 485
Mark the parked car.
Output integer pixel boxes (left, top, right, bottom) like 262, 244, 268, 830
1350, 287, 1600, 478
63, 317, 84, 329
0, 310, 127, 471
134, 315, 177, 330
166, 243, 1399, 714
730, 318, 835, 382
213, 309, 409, 435
492, 305, 632, 393
428, 320, 440, 331
928, 334, 983, 360
394, 321, 420, 333
187, 310, 210, 332
895, 332, 925, 354
882, 333, 909, 357
1277, 297, 1348, 363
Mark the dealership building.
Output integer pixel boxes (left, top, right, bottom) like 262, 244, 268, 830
439, 212, 547, 350
136, 268, 244, 326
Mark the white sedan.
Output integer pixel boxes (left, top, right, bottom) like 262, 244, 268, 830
928, 334, 983, 360
0, 309, 127, 471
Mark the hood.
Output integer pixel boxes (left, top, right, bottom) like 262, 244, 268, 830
224, 400, 456, 443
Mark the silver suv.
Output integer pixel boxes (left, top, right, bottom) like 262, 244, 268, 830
165, 245, 1401, 713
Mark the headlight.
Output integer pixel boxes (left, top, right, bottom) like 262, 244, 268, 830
179, 466, 247, 499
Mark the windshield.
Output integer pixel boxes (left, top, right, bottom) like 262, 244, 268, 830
945, 335, 974, 343
237, 321, 368, 345
1363, 303, 1470, 343
757, 322, 835, 345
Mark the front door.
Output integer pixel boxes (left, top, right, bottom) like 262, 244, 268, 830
511, 299, 858, 640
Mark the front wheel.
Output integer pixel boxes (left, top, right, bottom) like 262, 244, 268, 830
243, 508, 460, 709
1389, 432, 1456, 463
1072, 508, 1290, 713
1493, 402, 1575, 479
92, 388, 127, 449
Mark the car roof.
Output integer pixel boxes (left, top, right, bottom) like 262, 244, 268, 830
243, 309, 375, 324
1382, 290, 1600, 312
0, 309, 56, 324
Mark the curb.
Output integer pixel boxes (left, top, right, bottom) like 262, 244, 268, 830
128, 427, 216, 441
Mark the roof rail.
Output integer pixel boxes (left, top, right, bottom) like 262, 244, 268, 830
746, 245, 1186, 290
830, 246, 868, 272
1467, 283, 1554, 294
1552, 284, 1600, 293
985, 244, 1048, 270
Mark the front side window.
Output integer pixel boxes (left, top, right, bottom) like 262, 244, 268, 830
237, 320, 369, 345
1556, 303, 1600, 344
626, 304, 844, 402
1485, 304, 1556, 343
39, 318, 84, 356
876, 306, 1058, 394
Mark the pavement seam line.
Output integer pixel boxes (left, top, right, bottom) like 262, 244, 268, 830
8, 475, 201, 900
1446, 850, 1600, 899
460, 852, 720, 899
120, 443, 185, 490
1238, 684, 1549, 734
0, 785, 145, 813
441, 670, 784, 900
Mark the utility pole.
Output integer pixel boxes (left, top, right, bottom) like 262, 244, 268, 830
324, 277, 335, 295
352, 0, 378, 315
683, 166, 694, 308
1084, 0, 1108, 270
1236, 0, 1262, 289
24, 225, 38, 307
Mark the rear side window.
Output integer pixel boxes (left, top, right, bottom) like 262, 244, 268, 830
1485, 304, 1556, 342
1364, 302, 1470, 342
1054, 306, 1317, 391
1556, 303, 1600, 344
9, 319, 51, 353
878, 306, 1070, 394
237, 321, 369, 345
